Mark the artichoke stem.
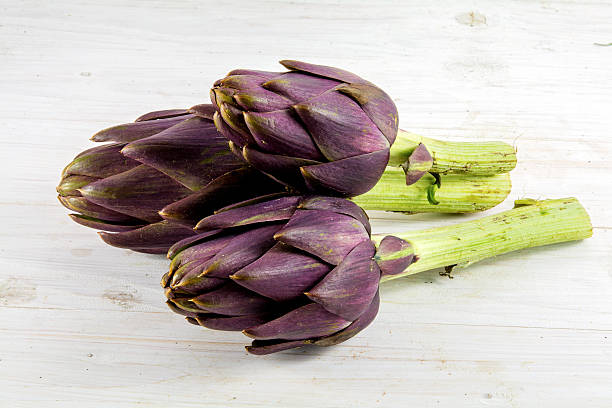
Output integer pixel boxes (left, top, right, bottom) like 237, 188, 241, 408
353, 168, 512, 213
389, 130, 517, 176
372, 198, 592, 282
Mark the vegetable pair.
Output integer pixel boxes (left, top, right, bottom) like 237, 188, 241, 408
58, 60, 591, 355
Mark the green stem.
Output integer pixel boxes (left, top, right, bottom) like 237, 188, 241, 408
354, 167, 512, 213
389, 130, 517, 175
373, 198, 592, 282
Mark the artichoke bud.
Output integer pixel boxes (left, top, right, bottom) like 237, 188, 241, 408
58, 105, 286, 253
211, 60, 398, 197
164, 195, 414, 354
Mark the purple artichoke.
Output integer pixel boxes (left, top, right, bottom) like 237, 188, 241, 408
163, 196, 592, 355
163, 195, 414, 354
57, 105, 284, 253
210, 60, 399, 197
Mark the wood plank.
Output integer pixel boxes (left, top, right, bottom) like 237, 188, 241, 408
1, 0, 611, 406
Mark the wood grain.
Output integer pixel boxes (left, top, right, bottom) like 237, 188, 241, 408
1, 0, 611, 406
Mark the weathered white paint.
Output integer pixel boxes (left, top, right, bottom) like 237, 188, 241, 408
1, 0, 611, 406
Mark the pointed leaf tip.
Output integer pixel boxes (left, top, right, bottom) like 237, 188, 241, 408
306, 240, 379, 321
300, 149, 389, 197
278, 60, 368, 85
402, 143, 433, 186
314, 290, 380, 347
298, 196, 371, 235
274, 209, 370, 265
243, 303, 351, 341
246, 339, 312, 355
188, 104, 216, 119
190, 283, 274, 316
135, 109, 190, 122
337, 83, 398, 144
231, 243, 331, 302
201, 224, 281, 278
375, 236, 415, 276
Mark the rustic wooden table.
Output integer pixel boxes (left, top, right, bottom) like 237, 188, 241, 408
1, 0, 611, 406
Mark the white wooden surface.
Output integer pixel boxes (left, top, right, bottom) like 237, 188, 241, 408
1, 0, 611, 406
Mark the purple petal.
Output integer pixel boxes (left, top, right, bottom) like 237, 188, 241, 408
231, 243, 331, 302
122, 116, 243, 191
191, 282, 274, 316
67, 214, 145, 233
301, 149, 389, 197
314, 291, 379, 347
279, 60, 368, 85
98, 220, 197, 252
168, 257, 211, 284
211, 87, 237, 107
243, 303, 351, 341
217, 74, 267, 91
403, 143, 433, 186
185, 317, 201, 325
404, 171, 426, 186
213, 111, 251, 147
292, 90, 389, 161
160, 167, 285, 226
226, 69, 280, 78
135, 109, 190, 122
196, 314, 272, 331
337, 83, 398, 144
195, 196, 300, 231
233, 89, 293, 112
216, 192, 290, 214
166, 229, 225, 260
188, 104, 216, 120
62, 143, 140, 179
274, 209, 370, 265
209, 87, 218, 107
262, 72, 339, 102
166, 260, 226, 295
91, 115, 193, 143
58, 196, 138, 223
246, 339, 311, 355
243, 109, 324, 160
298, 196, 371, 235
161, 271, 173, 288
165, 300, 200, 318
57, 175, 99, 196
218, 102, 252, 138
166, 297, 204, 314
242, 145, 321, 190
131, 248, 169, 254
170, 233, 237, 268
78, 165, 191, 223
306, 240, 379, 321
374, 236, 416, 276
204, 224, 283, 278
228, 140, 244, 159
